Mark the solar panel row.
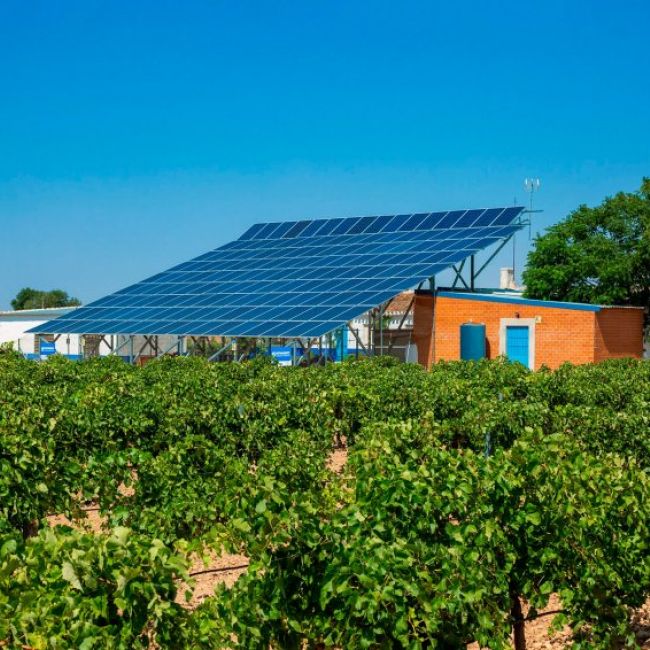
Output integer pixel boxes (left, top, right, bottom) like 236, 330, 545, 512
240, 206, 523, 240
32, 207, 526, 338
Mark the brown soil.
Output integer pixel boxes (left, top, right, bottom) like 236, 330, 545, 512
178, 550, 249, 609
465, 597, 567, 650
632, 600, 650, 648
327, 448, 348, 473
327, 435, 349, 474
467, 593, 650, 649
46, 506, 105, 533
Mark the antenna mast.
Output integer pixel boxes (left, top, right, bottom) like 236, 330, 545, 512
511, 178, 541, 288
524, 177, 541, 238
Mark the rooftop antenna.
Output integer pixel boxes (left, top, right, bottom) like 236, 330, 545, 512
523, 177, 541, 239
512, 196, 518, 283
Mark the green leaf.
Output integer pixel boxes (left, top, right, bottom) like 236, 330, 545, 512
526, 510, 541, 526
61, 561, 82, 590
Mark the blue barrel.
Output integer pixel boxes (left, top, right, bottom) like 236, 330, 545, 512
460, 323, 486, 361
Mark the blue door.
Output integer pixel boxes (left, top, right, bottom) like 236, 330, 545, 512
505, 325, 530, 367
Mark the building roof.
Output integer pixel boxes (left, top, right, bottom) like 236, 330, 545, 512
385, 291, 415, 314
0, 307, 79, 321
31, 207, 526, 338
436, 290, 645, 312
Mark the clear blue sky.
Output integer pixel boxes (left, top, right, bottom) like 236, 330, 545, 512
1, 1, 648, 309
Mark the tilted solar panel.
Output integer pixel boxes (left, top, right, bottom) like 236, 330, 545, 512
31, 207, 526, 338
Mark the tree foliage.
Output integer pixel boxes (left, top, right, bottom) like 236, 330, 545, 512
523, 178, 650, 307
10, 287, 81, 310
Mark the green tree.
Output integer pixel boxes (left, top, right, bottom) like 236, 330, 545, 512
11, 287, 81, 310
523, 178, 650, 308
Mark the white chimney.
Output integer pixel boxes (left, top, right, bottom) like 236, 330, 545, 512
500, 267, 516, 290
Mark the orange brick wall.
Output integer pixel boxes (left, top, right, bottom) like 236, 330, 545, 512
412, 292, 435, 368
432, 296, 599, 370
427, 296, 645, 369
594, 308, 644, 361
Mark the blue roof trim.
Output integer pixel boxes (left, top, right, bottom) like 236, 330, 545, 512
437, 291, 602, 312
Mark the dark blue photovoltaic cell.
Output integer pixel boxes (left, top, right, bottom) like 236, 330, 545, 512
315, 218, 345, 236
494, 206, 524, 225
363, 215, 393, 233
332, 217, 360, 235
299, 219, 327, 237
381, 214, 411, 232
31, 206, 526, 338
399, 213, 429, 231
268, 221, 294, 238
283, 220, 310, 238
476, 208, 504, 225
239, 222, 266, 240
415, 211, 446, 230
348, 215, 375, 234
436, 211, 465, 229
455, 209, 483, 228
254, 222, 281, 239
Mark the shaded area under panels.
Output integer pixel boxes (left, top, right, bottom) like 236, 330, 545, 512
31, 206, 526, 338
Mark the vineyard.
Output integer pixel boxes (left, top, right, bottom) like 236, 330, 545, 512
1, 348, 650, 649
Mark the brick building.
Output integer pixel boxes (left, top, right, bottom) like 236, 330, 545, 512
411, 290, 644, 370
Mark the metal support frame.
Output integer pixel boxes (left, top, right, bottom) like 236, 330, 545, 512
451, 232, 518, 292
347, 323, 368, 353
157, 335, 184, 359
132, 335, 156, 365
286, 338, 302, 366
451, 259, 470, 289
386, 294, 415, 354
474, 234, 513, 279
208, 338, 235, 362
100, 335, 112, 352
111, 335, 135, 357
373, 298, 394, 356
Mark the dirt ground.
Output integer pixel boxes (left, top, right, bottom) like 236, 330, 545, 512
180, 549, 249, 609
468, 594, 650, 649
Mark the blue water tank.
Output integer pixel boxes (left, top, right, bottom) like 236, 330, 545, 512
460, 323, 486, 361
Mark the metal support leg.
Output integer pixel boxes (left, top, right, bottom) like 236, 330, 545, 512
157, 336, 185, 358
452, 259, 468, 289
208, 338, 235, 362
387, 295, 415, 354
474, 234, 513, 278
470, 255, 475, 291
347, 323, 368, 353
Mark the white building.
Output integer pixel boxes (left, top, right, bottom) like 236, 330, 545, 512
0, 307, 177, 361
0, 307, 95, 358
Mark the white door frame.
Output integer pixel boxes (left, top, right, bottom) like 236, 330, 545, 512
499, 318, 536, 369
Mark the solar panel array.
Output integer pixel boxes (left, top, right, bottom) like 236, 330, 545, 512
33, 206, 526, 338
